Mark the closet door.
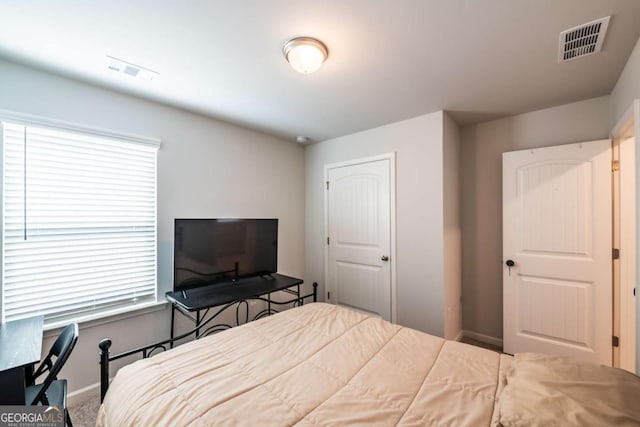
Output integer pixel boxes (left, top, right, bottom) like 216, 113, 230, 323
503, 140, 612, 365
325, 155, 394, 321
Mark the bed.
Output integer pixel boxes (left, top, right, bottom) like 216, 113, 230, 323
96, 303, 640, 426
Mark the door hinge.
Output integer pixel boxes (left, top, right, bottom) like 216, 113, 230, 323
612, 160, 620, 172
327, 291, 330, 300
326, 181, 329, 190
613, 248, 620, 260
612, 335, 620, 347
327, 237, 330, 245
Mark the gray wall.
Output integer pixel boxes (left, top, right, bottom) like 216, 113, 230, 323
0, 59, 305, 393
460, 96, 611, 340
305, 111, 448, 336
443, 113, 462, 340
610, 36, 640, 373
611, 38, 640, 126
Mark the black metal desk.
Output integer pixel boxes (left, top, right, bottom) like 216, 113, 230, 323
0, 316, 44, 404
165, 273, 304, 342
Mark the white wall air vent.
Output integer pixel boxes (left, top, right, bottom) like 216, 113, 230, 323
558, 16, 610, 63
105, 56, 159, 81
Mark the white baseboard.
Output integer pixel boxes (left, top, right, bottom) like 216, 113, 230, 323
453, 330, 464, 342
67, 381, 101, 403
462, 330, 503, 348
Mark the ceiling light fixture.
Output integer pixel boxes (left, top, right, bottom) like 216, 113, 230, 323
282, 37, 328, 74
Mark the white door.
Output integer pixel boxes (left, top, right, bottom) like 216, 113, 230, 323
503, 140, 612, 365
326, 156, 393, 321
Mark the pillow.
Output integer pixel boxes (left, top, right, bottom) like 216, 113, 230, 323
497, 353, 640, 427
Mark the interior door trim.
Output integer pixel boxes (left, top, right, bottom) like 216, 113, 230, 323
610, 98, 639, 373
323, 152, 397, 323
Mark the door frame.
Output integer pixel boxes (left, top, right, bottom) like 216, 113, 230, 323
611, 99, 640, 373
323, 152, 398, 323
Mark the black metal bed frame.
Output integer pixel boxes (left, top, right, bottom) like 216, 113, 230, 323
98, 283, 317, 402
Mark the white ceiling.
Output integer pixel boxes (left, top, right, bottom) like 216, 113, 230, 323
1, 0, 639, 142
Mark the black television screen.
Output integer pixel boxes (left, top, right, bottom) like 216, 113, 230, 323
173, 218, 278, 290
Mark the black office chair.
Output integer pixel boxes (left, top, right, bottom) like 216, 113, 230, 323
26, 323, 79, 427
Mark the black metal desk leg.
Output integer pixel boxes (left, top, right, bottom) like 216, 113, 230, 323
170, 305, 176, 349
196, 310, 200, 338
268, 293, 271, 316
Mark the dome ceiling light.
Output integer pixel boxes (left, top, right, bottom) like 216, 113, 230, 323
282, 37, 328, 74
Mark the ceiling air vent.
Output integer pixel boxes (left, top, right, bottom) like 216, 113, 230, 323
558, 16, 610, 63
106, 56, 159, 81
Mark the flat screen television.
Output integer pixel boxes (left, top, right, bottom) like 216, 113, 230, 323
173, 218, 278, 291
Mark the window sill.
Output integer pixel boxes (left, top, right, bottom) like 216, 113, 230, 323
43, 300, 168, 338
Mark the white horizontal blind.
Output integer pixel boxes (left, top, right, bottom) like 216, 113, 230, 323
2, 121, 158, 325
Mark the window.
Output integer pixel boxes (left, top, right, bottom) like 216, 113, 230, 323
1, 116, 159, 327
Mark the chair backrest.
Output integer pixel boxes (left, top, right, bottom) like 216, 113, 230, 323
31, 323, 79, 405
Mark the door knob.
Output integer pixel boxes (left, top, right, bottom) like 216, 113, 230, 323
506, 259, 515, 277
381, 255, 389, 261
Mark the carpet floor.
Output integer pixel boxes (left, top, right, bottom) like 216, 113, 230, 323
68, 387, 101, 427
459, 337, 504, 353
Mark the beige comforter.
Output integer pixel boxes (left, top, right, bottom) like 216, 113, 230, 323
97, 303, 512, 426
